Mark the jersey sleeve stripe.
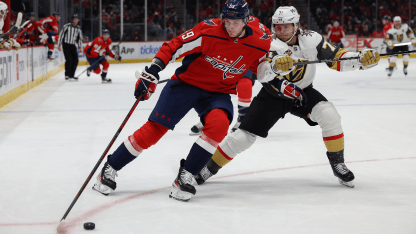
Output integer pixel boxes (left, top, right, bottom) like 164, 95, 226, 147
169, 36, 203, 63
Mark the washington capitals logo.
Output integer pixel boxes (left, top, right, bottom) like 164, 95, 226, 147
205, 55, 246, 79
204, 19, 217, 26
261, 31, 270, 40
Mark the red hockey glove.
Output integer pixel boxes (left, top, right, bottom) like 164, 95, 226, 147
134, 65, 160, 101
269, 79, 307, 107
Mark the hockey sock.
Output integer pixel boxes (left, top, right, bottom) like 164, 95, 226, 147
109, 121, 168, 170
236, 78, 252, 122
323, 133, 344, 153
93, 67, 101, 74
133, 120, 169, 150
184, 109, 229, 175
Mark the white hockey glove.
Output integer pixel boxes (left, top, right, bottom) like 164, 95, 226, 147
39, 33, 48, 44
358, 49, 380, 70
411, 38, 416, 46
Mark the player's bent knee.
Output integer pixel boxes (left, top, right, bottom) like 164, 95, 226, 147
93, 68, 101, 74
202, 109, 229, 142
310, 101, 342, 135
219, 129, 256, 159
133, 121, 169, 149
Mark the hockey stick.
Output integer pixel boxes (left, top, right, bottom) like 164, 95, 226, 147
293, 50, 416, 66
57, 91, 146, 232
74, 57, 106, 79
0, 12, 23, 40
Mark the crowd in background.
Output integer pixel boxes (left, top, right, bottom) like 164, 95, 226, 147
9, 0, 416, 43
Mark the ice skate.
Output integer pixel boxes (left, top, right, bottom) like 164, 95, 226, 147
194, 158, 221, 185
327, 151, 355, 188
86, 68, 91, 77
387, 69, 393, 78
169, 159, 196, 202
194, 165, 214, 185
102, 77, 112, 83
68, 77, 78, 81
93, 159, 118, 195
65, 76, 69, 80
404, 67, 408, 75
189, 122, 203, 136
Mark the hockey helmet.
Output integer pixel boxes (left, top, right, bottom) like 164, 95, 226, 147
383, 15, 391, 22
393, 16, 401, 22
102, 29, 110, 35
0, 2, 8, 17
221, 0, 250, 23
53, 12, 60, 16
271, 6, 300, 43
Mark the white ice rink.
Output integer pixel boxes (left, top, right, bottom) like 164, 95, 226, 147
1, 59, 416, 234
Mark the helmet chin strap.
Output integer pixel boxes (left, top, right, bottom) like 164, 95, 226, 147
275, 23, 298, 43
222, 19, 247, 39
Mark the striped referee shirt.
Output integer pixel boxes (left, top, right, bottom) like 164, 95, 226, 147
58, 23, 83, 48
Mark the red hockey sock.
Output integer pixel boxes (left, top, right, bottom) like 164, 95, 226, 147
202, 109, 229, 142
237, 78, 252, 105
47, 44, 54, 50
102, 60, 109, 71
133, 121, 169, 149
93, 68, 101, 74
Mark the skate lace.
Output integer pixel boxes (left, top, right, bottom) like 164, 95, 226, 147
334, 163, 350, 175
180, 169, 194, 185
200, 166, 213, 181
104, 165, 118, 181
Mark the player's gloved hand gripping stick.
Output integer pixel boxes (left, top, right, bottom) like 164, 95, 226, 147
134, 65, 160, 101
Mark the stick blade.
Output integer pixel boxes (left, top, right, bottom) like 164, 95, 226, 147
15, 12, 23, 28
57, 220, 67, 233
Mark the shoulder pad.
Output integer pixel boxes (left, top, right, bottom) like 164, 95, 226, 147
270, 38, 291, 56
107, 38, 113, 44
298, 30, 323, 48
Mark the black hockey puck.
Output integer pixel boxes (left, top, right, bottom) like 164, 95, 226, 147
83, 222, 95, 230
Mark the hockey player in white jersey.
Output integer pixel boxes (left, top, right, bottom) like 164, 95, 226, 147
193, 6, 380, 192
385, 16, 416, 77
0, 2, 21, 51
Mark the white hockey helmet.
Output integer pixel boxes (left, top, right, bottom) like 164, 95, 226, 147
0, 2, 8, 18
271, 6, 300, 43
393, 16, 401, 22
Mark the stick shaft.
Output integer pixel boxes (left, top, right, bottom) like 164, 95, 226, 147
59, 94, 144, 222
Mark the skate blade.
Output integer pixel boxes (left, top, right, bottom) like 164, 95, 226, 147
169, 183, 193, 202
189, 132, 202, 136
338, 178, 354, 188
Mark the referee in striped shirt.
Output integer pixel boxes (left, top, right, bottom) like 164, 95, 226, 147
58, 14, 83, 80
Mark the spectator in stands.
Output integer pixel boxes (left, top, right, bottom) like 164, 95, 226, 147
327, 21, 345, 48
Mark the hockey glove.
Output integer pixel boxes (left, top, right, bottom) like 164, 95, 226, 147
134, 65, 160, 101
269, 78, 307, 107
411, 38, 416, 47
358, 49, 380, 70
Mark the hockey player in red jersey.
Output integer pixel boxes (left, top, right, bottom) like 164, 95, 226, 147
26, 12, 46, 45
17, 12, 46, 46
189, 15, 271, 135
92, 0, 271, 201
40, 12, 60, 60
83, 29, 121, 83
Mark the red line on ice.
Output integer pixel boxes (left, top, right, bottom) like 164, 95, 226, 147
0, 156, 414, 233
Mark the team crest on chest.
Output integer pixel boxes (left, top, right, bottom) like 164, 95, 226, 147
205, 55, 246, 79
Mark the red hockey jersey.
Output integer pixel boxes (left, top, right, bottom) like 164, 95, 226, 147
155, 18, 271, 94
40, 16, 59, 33
83, 36, 115, 58
26, 21, 45, 42
383, 22, 394, 38
248, 16, 271, 35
